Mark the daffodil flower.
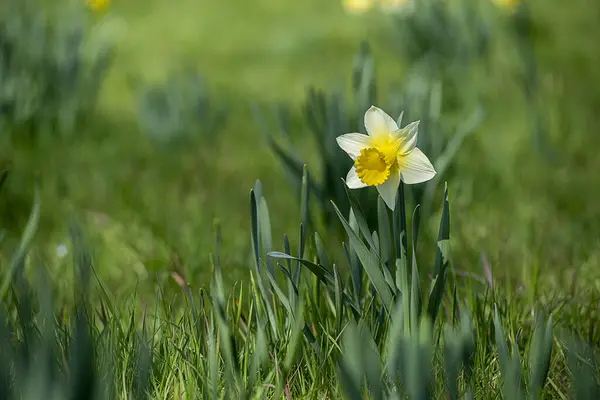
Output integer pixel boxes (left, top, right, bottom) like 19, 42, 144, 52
336, 106, 436, 210
491, 0, 520, 10
87, 0, 110, 14
343, 0, 375, 14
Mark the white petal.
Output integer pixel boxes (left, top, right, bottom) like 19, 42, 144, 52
376, 169, 401, 210
394, 120, 419, 154
400, 148, 436, 184
345, 166, 367, 189
364, 106, 398, 137
336, 133, 371, 160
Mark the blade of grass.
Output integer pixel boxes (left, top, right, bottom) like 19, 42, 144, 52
0, 187, 40, 301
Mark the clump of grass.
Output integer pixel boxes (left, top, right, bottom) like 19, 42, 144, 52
135, 69, 227, 146
1, 165, 599, 399
0, 0, 114, 143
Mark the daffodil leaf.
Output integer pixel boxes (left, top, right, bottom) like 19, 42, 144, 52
342, 179, 376, 250
386, 300, 405, 383
529, 313, 553, 396
0, 187, 40, 301
343, 242, 362, 305
377, 196, 392, 269
268, 252, 333, 286
333, 264, 344, 334
0, 169, 8, 193
300, 164, 310, 231
332, 201, 394, 313
315, 232, 331, 271
250, 189, 278, 339
410, 204, 422, 331
427, 184, 450, 323
266, 264, 292, 317
259, 197, 275, 277
277, 263, 298, 297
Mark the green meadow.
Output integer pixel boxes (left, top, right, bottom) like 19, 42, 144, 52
1, 0, 599, 398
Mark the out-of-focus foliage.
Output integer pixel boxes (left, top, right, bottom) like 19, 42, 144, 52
389, 0, 490, 82
0, 0, 114, 142
388, 71, 484, 213
136, 71, 228, 145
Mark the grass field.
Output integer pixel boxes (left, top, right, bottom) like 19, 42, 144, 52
1, 0, 600, 398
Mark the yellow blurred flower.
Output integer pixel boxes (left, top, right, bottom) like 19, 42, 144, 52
343, 0, 375, 14
87, 0, 110, 13
492, 0, 520, 10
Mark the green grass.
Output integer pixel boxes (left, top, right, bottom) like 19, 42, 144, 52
1, 173, 599, 399
2, 0, 600, 397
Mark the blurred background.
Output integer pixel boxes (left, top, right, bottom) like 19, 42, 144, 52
1, 0, 599, 300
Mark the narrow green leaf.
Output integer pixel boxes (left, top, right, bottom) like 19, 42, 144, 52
345, 209, 363, 304
410, 261, 422, 334
427, 184, 450, 323
259, 197, 275, 276
529, 313, 553, 397
0, 169, 8, 193
283, 299, 305, 372
494, 306, 524, 398
386, 300, 405, 383
0, 187, 40, 301
411, 204, 421, 256
394, 183, 409, 296
381, 258, 397, 296
342, 181, 376, 249
133, 329, 152, 400
67, 310, 96, 400
443, 327, 461, 400
266, 264, 293, 317
315, 232, 331, 271
300, 164, 310, 229
434, 183, 450, 275
405, 323, 433, 400
268, 252, 333, 285
567, 338, 600, 400
394, 182, 408, 263
333, 264, 343, 334
363, 332, 384, 400
207, 317, 219, 400
377, 196, 392, 268
250, 189, 278, 339
494, 306, 510, 379
253, 180, 263, 205
332, 201, 394, 312
70, 221, 93, 296
297, 222, 307, 279
337, 323, 364, 400
277, 263, 299, 297
460, 311, 476, 384
248, 321, 268, 390
410, 205, 422, 332
284, 234, 296, 306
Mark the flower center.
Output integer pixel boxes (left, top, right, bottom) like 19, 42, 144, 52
355, 148, 391, 186
370, 134, 400, 166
